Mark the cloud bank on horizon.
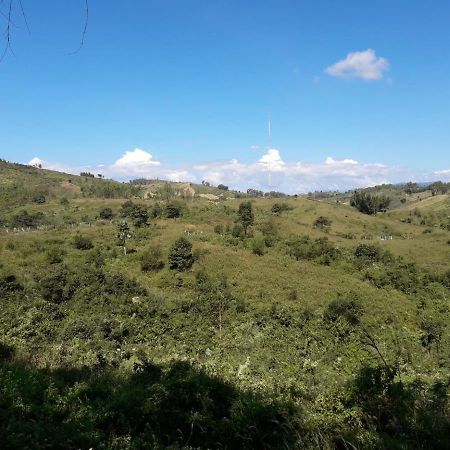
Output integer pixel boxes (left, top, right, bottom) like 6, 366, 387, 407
27, 148, 450, 194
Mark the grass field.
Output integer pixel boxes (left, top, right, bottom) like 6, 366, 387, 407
0, 161, 449, 449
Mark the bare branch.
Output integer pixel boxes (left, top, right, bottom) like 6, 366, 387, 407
18, 0, 30, 34
68, 0, 89, 55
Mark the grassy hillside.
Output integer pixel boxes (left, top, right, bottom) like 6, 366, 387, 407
0, 161, 449, 449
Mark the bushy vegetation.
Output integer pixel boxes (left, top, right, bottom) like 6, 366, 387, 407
0, 160, 449, 449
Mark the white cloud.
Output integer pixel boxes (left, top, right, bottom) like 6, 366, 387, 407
325, 157, 358, 165
27, 147, 450, 194
258, 149, 285, 171
325, 49, 390, 80
28, 157, 44, 167
113, 148, 160, 172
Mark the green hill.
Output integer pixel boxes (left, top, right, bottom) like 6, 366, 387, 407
0, 160, 449, 449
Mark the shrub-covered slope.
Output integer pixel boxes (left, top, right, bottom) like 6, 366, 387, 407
0, 161, 449, 449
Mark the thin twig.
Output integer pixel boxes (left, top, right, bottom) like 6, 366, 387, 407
68, 0, 89, 54
0, 0, 14, 63
18, 0, 29, 34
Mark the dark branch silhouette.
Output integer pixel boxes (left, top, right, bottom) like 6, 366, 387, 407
68, 0, 89, 55
0, 0, 89, 62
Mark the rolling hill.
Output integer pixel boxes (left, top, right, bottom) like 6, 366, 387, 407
0, 159, 449, 449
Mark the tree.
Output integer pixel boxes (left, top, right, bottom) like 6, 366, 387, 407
236, 201, 254, 236
168, 237, 194, 271
217, 184, 229, 191
350, 191, 391, 215
117, 221, 132, 255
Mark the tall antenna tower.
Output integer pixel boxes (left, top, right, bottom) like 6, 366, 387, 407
267, 115, 273, 187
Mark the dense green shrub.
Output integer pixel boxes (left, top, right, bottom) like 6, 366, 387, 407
45, 247, 66, 264
355, 244, 381, 262
32, 192, 46, 204
166, 203, 182, 219
120, 200, 135, 217
250, 234, 265, 256
73, 234, 94, 250
228, 223, 243, 238
130, 205, 148, 227
104, 273, 147, 297
11, 210, 45, 228
313, 216, 332, 230
99, 207, 114, 220
214, 224, 223, 234
151, 203, 163, 219
39, 268, 78, 303
324, 297, 364, 325
271, 202, 292, 215
0, 274, 23, 294
259, 219, 278, 247
141, 246, 165, 272
168, 237, 194, 271
286, 235, 339, 263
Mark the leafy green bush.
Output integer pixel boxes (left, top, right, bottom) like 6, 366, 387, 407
141, 246, 164, 272
250, 234, 265, 256
313, 216, 332, 230
32, 192, 46, 204
355, 244, 381, 262
120, 200, 135, 217
104, 273, 147, 297
11, 210, 45, 228
99, 207, 114, 220
166, 203, 182, 219
45, 247, 66, 264
39, 268, 78, 303
214, 224, 223, 234
0, 274, 23, 294
324, 297, 364, 325
271, 202, 292, 215
73, 234, 94, 250
286, 235, 339, 263
130, 205, 148, 227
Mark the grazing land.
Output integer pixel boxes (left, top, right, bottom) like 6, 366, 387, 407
0, 160, 449, 449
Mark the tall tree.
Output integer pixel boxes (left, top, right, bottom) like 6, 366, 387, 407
237, 201, 254, 236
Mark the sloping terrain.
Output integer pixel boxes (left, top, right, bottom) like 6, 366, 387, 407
0, 160, 449, 449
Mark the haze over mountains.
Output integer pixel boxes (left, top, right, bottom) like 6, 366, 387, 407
26, 147, 450, 194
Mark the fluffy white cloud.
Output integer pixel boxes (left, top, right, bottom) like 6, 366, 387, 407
112, 148, 161, 173
27, 147, 449, 194
258, 149, 285, 171
325, 49, 390, 80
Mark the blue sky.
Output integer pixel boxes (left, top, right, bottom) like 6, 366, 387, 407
1, 0, 450, 192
